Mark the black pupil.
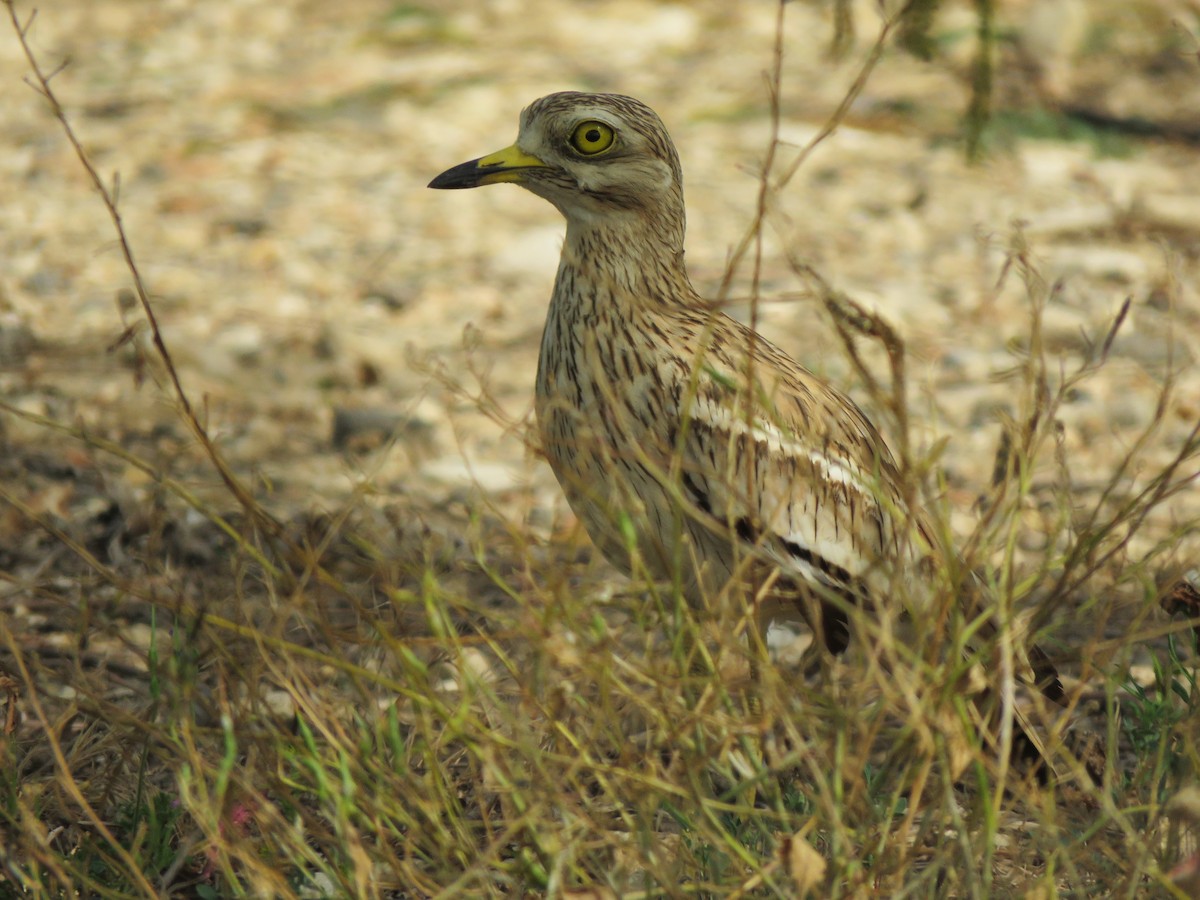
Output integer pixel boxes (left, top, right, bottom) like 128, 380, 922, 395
584, 128, 601, 144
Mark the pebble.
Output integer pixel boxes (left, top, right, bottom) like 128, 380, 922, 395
0, 316, 35, 366
262, 689, 295, 720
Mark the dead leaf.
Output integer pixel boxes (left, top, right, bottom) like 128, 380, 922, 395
782, 831, 827, 896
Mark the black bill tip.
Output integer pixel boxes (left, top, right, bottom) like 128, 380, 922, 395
428, 157, 486, 190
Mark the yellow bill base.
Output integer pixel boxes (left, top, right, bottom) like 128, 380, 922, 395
428, 143, 547, 189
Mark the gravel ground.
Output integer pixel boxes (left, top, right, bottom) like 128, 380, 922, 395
2, 0, 1198, 725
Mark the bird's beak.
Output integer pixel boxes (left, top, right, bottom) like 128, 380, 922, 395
428, 143, 548, 190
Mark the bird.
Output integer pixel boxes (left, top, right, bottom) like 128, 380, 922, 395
429, 91, 1067, 776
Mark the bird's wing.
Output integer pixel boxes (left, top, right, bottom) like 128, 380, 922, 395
662, 311, 930, 599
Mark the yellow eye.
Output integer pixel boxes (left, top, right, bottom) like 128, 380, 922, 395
569, 120, 615, 156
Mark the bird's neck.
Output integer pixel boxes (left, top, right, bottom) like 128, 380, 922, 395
554, 212, 696, 315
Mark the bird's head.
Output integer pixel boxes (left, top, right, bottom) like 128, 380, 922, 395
429, 92, 685, 234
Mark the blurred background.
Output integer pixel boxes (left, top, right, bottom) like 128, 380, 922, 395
2, 0, 1197, 527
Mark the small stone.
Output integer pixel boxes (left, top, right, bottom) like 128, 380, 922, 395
0, 316, 36, 365
330, 406, 434, 454
262, 689, 295, 719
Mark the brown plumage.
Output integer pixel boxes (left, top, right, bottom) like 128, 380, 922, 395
430, 91, 1067, 775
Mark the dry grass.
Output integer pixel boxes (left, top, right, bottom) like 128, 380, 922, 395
2, 1, 1199, 897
